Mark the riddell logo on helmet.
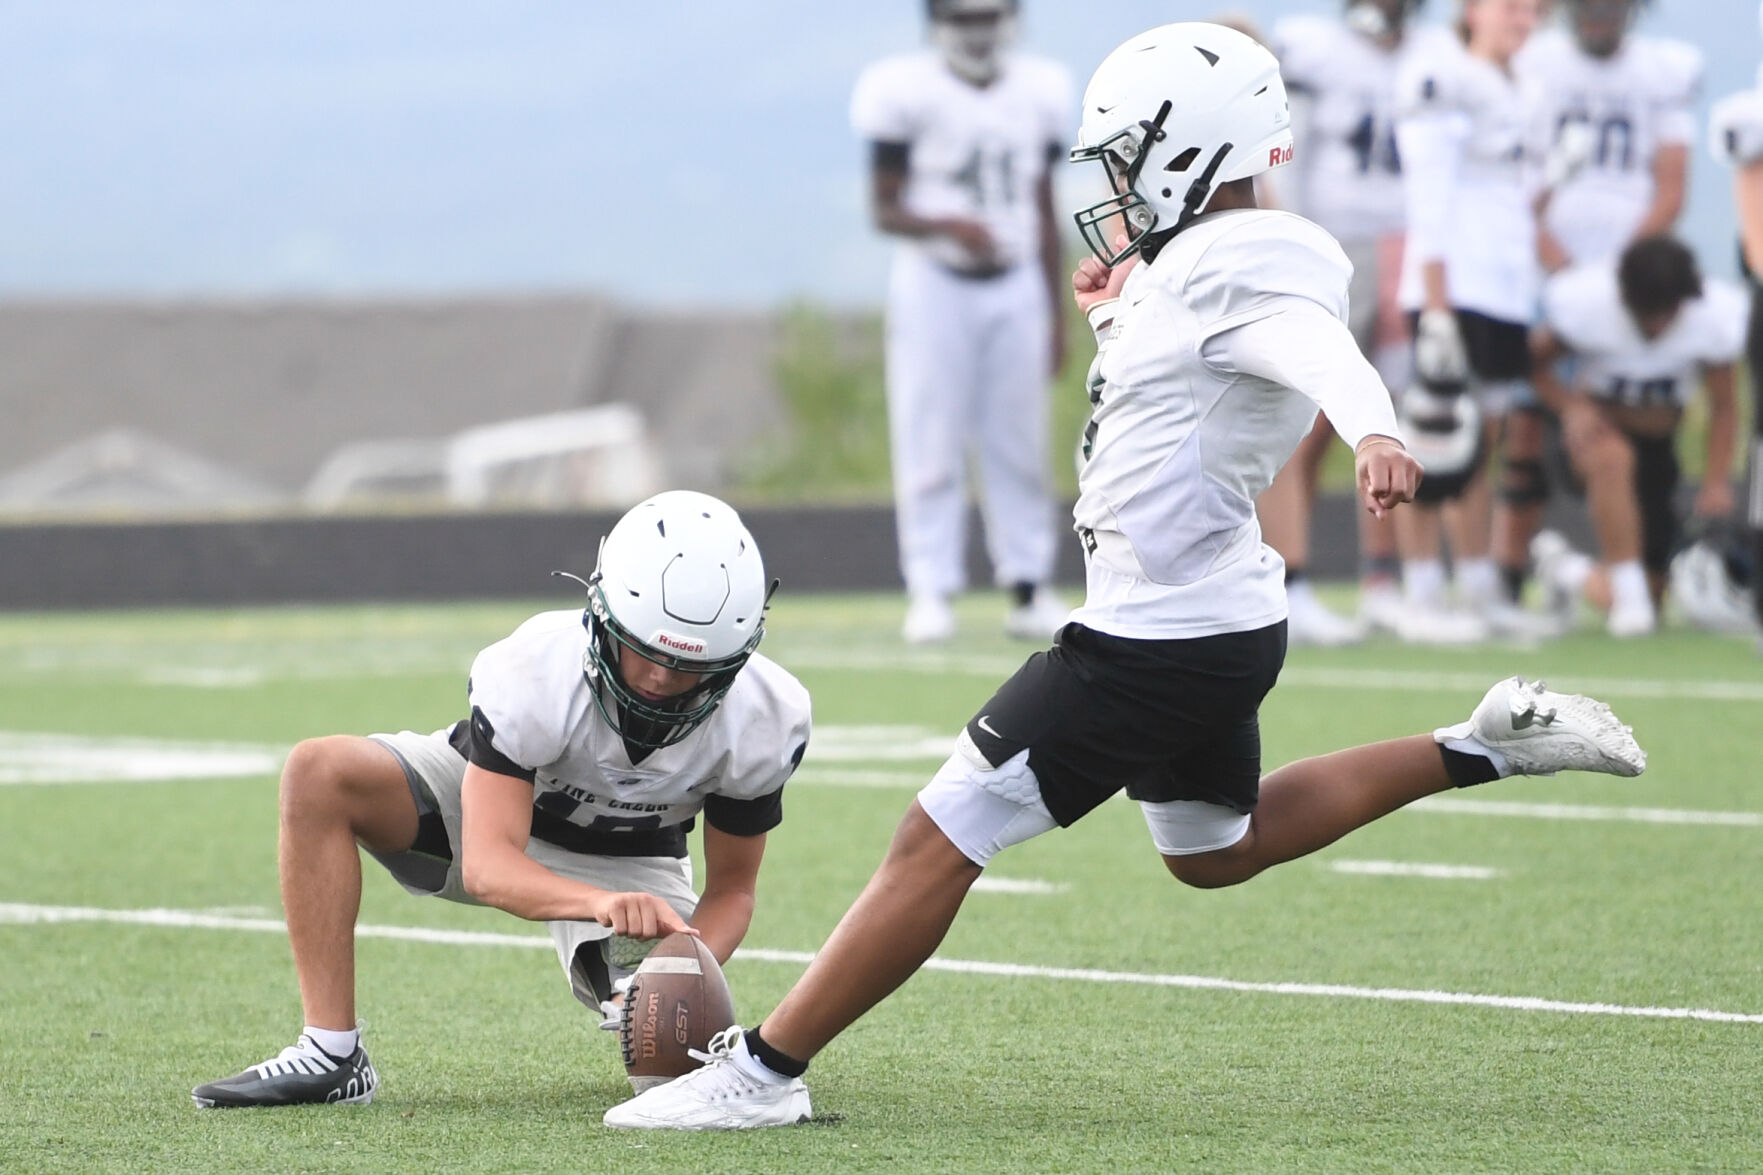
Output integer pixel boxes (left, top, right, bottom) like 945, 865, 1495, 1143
1269, 144, 1295, 166
652, 631, 708, 656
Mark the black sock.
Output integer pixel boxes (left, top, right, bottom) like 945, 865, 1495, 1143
745, 1024, 809, 1078
1010, 581, 1036, 607
1439, 744, 1502, 789
1499, 565, 1526, 604
1285, 566, 1308, 586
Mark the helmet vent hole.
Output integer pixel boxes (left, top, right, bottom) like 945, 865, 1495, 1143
1195, 46, 1220, 67
656, 520, 666, 537
1254, 85, 1268, 96
1165, 146, 1201, 172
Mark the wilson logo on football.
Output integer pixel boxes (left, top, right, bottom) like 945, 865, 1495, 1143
652, 631, 708, 656
1268, 144, 1295, 167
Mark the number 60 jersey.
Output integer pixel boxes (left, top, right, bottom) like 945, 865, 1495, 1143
461, 610, 812, 858
850, 49, 1072, 272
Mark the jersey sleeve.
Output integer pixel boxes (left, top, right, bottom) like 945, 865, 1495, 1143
1693, 281, 1753, 367
1200, 298, 1400, 450
851, 58, 917, 144
1394, 55, 1470, 266
1649, 40, 1704, 146
1710, 88, 1763, 166
464, 619, 575, 781
703, 661, 811, 837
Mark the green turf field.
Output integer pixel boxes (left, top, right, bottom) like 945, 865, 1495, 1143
2, 593, 1760, 1173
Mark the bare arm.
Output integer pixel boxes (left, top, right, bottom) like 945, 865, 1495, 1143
458, 764, 693, 938
868, 147, 995, 263
1632, 143, 1688, 241
690, 823, 768, 965
1737, 160, 1763, 275
1696, 362, 1739, 518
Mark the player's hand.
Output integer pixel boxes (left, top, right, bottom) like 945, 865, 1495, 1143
1071, 235, 1139, 315
1415, 308, 1468, 384
1355, 437, 1421, 519
1693, 478, 1735, 520
1538, 231, 1572, 274
942, 218, 998, 265
593, 892, 698, 941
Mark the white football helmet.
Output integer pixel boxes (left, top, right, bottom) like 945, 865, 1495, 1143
929, 0, 1019, 85
575, 490, 772, 750
1070, 22, 1293, 266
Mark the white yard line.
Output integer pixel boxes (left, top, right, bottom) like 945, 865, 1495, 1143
969, 877, 1070, 895
3, 903, 1758, 1026
0, 732, 284, 786
1328, 860, 1501, 880
1410, 796, 1763, 827
774, 648, 1763, 703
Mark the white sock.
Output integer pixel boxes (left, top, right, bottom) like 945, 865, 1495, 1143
1609, 560, 1652, 613
1403, 560, 1446, 608
1455, 558, 1499, 607
732, 1036, 794, 1086
304, 1025, 359, 1058
1551, 549, 1595, 595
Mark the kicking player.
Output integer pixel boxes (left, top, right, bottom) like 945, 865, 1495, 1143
1501, 0, 1703, 607
191, 491, 811, 1107
1392, 0, 1555, 642
602, 24, 1645, 1130
1261, 0, 1453, 644
1710, 5, 1763, 637
1529, 237, 1746, 635
851, 0, 1073, 645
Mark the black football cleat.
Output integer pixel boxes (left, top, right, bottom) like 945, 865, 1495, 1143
192, 1035, 378, 1108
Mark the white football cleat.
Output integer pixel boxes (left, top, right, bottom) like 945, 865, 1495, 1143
1529, 530, 1589, 624
1478, 598, 1566, 642
1003, 588, 1068, 641
1606, 597, 1657, 639
1438, 677, 1645, 778
1357, 582, 1406, 635
902, 594, 957, 645
602, 1027, 811, 1131
1286, 584, 1366, 647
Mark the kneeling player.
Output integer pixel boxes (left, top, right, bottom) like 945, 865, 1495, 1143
1528, 237, 1747, 636
602, 25, 1646, 1131
191, 491, 811, 1107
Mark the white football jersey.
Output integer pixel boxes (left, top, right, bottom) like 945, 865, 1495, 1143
1543, 265, 1750, 408
851, 50, 1072, 271
1272, 15, 1458, 243
1710, 77, 1763, 166
464, 610, 811, 849
1395, 33, 1543, 323
1520, 28, 1703, 265
1070, 210, 1397, 642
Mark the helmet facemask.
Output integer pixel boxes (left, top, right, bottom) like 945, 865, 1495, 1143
581, 576, 764, 753
1071, 101, 1236, 266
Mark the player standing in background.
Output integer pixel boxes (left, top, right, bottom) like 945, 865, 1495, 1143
1392, 0, 1553, 643
1709, 2, 1763, 640
850, 0, 1073, 645
1262, 0, 1453, 644
192, 492, 811, 1107
1500, 0, 1703, 606
1528, 237, 1746, 636
603, 23, 1645, 1131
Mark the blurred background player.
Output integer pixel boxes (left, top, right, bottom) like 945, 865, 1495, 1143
1529, 236, 1746, 635
1262, 0, 1452, 644
850, 0, 1073, 644
192, 492, 810, 1108
1709, 3, 1763, 641
1392, 0, 1555, 643
1501, 0, 1704, 606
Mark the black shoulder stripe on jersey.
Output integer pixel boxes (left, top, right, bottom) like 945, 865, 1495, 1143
463, 706, 537, 784
703, 788, 784, 838
871, 140, 911, 173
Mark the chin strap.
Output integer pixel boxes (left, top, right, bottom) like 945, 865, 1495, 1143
1176, 142, 1235, 230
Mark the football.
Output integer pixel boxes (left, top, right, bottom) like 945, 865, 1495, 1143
618, 932, 737, 1092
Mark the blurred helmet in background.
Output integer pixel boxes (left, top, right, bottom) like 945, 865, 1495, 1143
928, 0, 1020, 84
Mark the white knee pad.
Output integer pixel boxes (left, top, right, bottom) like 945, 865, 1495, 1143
916, 729, 1058, 867
1138, 798, 1250, 857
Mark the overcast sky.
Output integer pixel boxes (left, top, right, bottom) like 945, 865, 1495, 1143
1, 1, 1754, 307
